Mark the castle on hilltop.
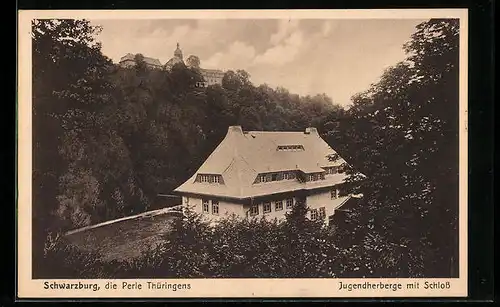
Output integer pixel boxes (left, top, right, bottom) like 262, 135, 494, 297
119, 43, 225, 88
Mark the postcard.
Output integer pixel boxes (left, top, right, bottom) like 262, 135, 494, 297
17, 8, 468, 299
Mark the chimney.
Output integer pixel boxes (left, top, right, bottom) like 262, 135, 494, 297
227, 126, 243, 135
305, 127, 318, 135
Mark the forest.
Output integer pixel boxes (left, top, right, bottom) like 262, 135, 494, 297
32, 18, 459, 278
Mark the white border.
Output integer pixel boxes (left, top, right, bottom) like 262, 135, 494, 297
17, 9, 468, 298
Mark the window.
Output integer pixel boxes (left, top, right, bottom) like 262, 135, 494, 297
286, 198, 294, 209
254, 171, 300, 184
275, 200, 283, 211
263, 202, 272, 213
184, 197, 190, 205
310, 209, 318, 220
254, 171, 298, 184
338, 163, 349, 173
309, 173, 323, 181
325, 166, 338, 175
212, 200, 219, 215
277, 145, 305, 151
319, 207, 326, 219
250, 205, 259, 216
331, 189, 339, 199
197, 174, 223, 184
202, 199, 209, 213
308, 174, 322, 181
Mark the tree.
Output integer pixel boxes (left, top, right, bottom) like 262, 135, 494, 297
320, 19, 460, 277
32, 20, 154, 277
277, 194, 339, 277
186, 55, 201, 68
32, 19, 114, 273
133, 53, 148, 73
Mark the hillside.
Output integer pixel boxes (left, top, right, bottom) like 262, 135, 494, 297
66, 211, 176, 262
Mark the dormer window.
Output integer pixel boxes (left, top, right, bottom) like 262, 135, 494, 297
277, 145, 305, 151
196, 174, 224, 184
254, 171, 297, 184
323, 166, 339, 175
306, 172, 325, 182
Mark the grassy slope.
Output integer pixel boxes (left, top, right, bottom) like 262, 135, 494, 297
65, 213, 175, 262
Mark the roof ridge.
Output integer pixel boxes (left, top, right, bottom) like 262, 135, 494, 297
245, 131, 305, 134
237, 154, 256, 173
222, 157, 236, 174
233, 134, 244, 197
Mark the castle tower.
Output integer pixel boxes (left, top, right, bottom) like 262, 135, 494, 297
174, 42, 183, 60
164, 42, 185, 70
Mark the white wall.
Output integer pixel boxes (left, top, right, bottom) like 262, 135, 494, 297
182, 196, 245, 222
182, 191, 350, 226
306, 190, 350, 226
243, 198, 295, 224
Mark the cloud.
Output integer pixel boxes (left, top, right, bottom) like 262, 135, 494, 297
92, 18, 425, 107
253, 30, 304, 66
168, 25, 192, 43
270, 19, 300, 45
204, 41, 256, 70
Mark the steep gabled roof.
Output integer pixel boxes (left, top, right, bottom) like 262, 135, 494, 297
174, 126, 352, 199
119, 53, 135, 62
143, 57, 162, 67
119, 53, 162, 67
164, 56, 185, 69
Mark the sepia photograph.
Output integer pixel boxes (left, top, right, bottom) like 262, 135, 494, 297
17, 9, 468, 298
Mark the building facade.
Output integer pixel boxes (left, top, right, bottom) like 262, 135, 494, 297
174, 126, 361, 226
196, 68, 225, 88
120, 43, 225, 87
164, 43, 225, 88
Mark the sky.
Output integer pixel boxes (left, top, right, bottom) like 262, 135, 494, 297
90, 18, 426, 107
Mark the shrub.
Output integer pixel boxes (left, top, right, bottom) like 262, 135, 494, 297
37, 232, 111, 278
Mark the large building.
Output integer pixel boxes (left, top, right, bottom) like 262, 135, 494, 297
173, 126, 361, 226
119, 43, 225, 88
119, 53, 162, 69
196, 68, 225, 88
164, 43, 225, 88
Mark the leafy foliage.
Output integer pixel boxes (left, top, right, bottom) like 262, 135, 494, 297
55, 203, 343, 279
320, 19, 460, 277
